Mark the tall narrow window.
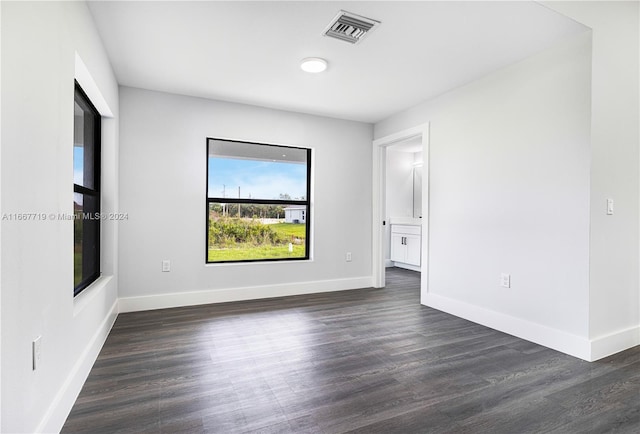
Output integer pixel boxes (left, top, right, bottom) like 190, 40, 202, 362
206, 138, 311, 263
74, 82, 101, 295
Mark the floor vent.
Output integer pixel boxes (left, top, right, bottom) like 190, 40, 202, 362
323, 10, 380, 45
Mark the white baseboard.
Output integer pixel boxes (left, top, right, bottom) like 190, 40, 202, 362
392, 262, 421, 272
590, 325, 640, 361
37, 299, 118, 433
422, 292, 593, 361
119, 276, 373, 313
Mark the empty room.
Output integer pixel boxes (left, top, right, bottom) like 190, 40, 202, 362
1, 1, 639, 433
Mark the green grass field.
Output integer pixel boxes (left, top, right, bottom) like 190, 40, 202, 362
208, 243, 305, 261
208, 222, 306, 262
269, 223, 306, 238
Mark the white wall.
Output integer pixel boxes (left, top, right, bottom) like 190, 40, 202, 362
1, 2, 119, 432
386, 149, 415, 220
118, 87, 373, 311
544, 0, 640, 362
384, 148, 414, 261
0, 1, 3, 429
376, 30, 594, 358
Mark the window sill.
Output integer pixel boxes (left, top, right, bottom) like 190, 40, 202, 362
205, 258, 313, 267
73, 274, 113, 317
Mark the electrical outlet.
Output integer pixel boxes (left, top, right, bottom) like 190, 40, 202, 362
32, 336, 42, 371
500, 273, 511, 288
162, 260, 171, 272
346, 252, 352, 262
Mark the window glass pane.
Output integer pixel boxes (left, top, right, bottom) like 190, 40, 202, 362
208, 202, 307, 262
208, 139, 307, 200
82, 194, 100, 281
74, 192, 100, 290
73, 193, 83, 288
73, 102, 85, 186
73, 94, 97, 189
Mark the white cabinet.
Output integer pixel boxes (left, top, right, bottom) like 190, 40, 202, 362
390, 224, 421, 267
390, 233, 403, 262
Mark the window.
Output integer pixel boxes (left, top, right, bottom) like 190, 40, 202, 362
206, 138, 311, 263
74, 82, 101, 295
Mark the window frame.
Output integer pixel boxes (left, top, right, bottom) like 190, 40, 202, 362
205, 137, 312, 264
73, 81, 101, 296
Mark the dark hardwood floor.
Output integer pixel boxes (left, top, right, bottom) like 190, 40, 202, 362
63, 268, 640, 433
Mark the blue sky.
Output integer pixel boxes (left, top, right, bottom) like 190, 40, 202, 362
208, 157, 307, 200
74, 147, 84, 185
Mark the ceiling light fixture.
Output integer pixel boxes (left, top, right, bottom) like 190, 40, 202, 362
300, 57, 327, 73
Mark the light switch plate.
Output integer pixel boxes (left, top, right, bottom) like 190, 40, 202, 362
607, 198, 614, 215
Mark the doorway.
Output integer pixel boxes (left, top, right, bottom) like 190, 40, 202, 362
372, 123, 429, 297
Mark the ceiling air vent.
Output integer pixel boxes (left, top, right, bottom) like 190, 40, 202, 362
323, 10, 380, 45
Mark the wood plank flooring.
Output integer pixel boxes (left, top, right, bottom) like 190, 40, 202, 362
62, 268, 640, 433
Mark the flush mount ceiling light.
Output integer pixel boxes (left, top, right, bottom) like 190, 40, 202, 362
300, 57, 327, 73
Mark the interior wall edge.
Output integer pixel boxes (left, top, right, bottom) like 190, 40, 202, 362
589, 325, 640, 362
36, 300, 118, 434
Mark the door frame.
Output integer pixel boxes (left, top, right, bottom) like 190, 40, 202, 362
372, 123, 430, 292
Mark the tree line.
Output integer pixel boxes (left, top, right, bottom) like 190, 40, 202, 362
209, 203, 286, 219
